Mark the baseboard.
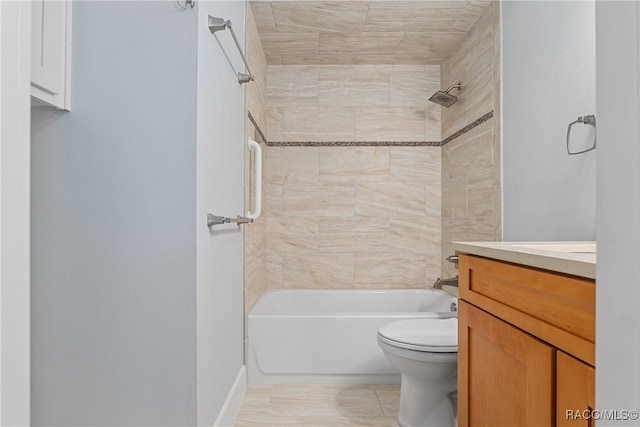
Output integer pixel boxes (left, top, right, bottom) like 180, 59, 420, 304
214, 365, 246, 427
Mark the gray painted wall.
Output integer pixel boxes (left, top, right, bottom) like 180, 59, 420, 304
194, 2, 246, 425
502, 1, 596, 241
596, 2, 640, 420
31, 2, 199, 425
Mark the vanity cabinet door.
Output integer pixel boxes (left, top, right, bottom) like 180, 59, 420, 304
458, 300, 555, 427
557, 351, 595, 426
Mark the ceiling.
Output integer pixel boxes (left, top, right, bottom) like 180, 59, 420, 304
250, 1, 492, 65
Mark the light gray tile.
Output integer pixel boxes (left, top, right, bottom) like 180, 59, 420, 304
452, 1, 493, 32
318, 217, 390, 254
355, 181, 425, 217
266, 55, 283, 65
468, 167, 495, 217
319, 32, 404, 56
465, 48, 493, 119
389, 217, 441, 256
266, 253, 284, 289
390, 69, 440, 107
283, 184, 354, 217
364, 2, 465, 32
396, 32, 466, 60
389, 147, 440, 181
250, 2, 277, 33
271, 2, 369, 34
447, 216, 496, 242
319, 146, 390, 182
266, 182, 284, 216
354, 254, 426, 289
235, 414, 331, 427
425, 177, 442, 218
268, 69, 319, 107
374, 385, 401, 418
442, 174, 468, 218
261, 33, 320, 57
266, 146, 319, 184
269, 384, 384, 417
267, 216, 318, 255
281, 54, 358, 66
283, 108, 355, 142
355, 107, 426, 141
331, 416, 400, 427
446, 122, 493, 179
282, 253, 355, 289
319, 71, 390, 107
354, 54, 399, 65
267, 107, 284, 141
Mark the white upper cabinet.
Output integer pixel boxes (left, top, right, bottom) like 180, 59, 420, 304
31, 0, 71, 110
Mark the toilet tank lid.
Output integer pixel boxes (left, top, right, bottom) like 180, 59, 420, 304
378, 318, 458, 349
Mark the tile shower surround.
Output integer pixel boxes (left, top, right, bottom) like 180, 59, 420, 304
251, 111, 493, 148
247, 110, 494, 291
441, 2, 501, 279
246, 2, 501, 294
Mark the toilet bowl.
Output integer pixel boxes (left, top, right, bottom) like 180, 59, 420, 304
377, 318, 458, 427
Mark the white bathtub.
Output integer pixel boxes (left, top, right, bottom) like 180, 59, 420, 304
247, 289, 457, 384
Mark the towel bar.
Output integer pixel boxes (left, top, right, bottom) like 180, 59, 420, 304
208, 15, 254, 85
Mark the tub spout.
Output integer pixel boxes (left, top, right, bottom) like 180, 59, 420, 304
433, 277, 458, 290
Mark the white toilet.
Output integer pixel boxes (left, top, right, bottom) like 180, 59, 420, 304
377, 317, 458, 427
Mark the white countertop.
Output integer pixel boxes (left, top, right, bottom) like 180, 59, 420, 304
452, 241, 596, 279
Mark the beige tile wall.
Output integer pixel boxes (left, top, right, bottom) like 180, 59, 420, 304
254, 3, 501, 291
267, 64, 442, 142
264, 64, 442, 289
244, 6, 268, 313
265, 146, 442, 289
441, 2, 502, 279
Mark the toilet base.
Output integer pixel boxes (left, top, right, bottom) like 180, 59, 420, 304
397, 375, 456, 427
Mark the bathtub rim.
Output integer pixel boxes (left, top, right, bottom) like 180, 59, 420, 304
248, 288, 458, 317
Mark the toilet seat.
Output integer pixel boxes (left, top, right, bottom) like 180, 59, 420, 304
378, 318, 457, 353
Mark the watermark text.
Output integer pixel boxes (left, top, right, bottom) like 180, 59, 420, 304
566, 409, 639, 421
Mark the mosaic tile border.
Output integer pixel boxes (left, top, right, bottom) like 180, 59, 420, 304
248, 111, 267, 144
440, 111, 494, 146
267, 140, 441, 147
248, 110, 494, 147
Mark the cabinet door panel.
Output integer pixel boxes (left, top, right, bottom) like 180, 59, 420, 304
557, 351, 595, 426
31, 0, 66, 94
459, 300, 555, 427
31, 0, 70, 109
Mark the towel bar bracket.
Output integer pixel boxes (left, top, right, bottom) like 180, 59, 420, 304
207, 213, 254, 228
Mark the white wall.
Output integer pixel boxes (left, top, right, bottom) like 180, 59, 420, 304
195, 2, 246, 425
31, 2, 199, 425
596, 2, 640, 422
502, 1, 596, 241
0, 1, 31, 425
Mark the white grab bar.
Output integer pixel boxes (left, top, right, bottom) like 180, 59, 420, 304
247, 138, 262, 220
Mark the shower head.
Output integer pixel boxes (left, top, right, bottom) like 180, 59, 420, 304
429, 83, 462, 108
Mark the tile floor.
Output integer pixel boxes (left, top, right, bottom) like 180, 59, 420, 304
235, 384, 401, 426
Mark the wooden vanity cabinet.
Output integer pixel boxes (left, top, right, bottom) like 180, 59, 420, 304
458, 300, 555, 427
557, 351, 595, 427
458, 254, 596, 427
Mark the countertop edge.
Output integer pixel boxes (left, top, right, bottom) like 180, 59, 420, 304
452, 242, 596, 280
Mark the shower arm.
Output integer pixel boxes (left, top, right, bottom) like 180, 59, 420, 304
444, 83, 462, 94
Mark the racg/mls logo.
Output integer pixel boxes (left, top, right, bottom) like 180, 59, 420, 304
566, 409, 640, 421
